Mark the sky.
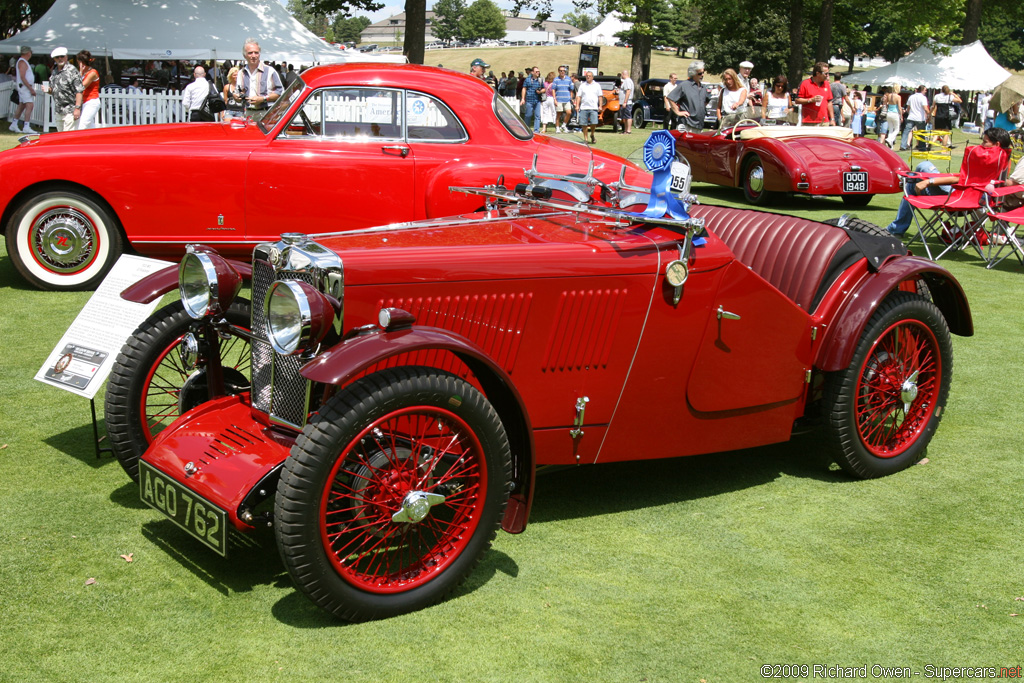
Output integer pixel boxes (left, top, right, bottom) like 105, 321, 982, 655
278, 0, 582, 27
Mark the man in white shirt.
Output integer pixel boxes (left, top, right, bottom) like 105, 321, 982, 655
11, 46, 35, 133
617, 69, 634, 134
575, 70, 603, 145
181, 65, 212, 121
901, 85, 929, 151
663, 73, 680, 129
235, 38, 283, 119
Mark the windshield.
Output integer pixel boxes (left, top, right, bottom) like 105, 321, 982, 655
259, 77, 306, 133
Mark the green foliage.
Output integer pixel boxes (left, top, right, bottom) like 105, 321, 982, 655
692, 0, 793, 81
979, 3, 1024, 70
0, 0, 54, 39
461, 0, 505, 41
288, 0, 330, 36
303, 0, 385, 16
652, 0, 699, 52
332, 15, 372, 43
562, 10, 600, 33
432, 0, 466, 44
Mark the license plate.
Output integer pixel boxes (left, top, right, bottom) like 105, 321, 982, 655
140, 461, 228, 556
844, 171, 869, 193
670, 161, 689, 193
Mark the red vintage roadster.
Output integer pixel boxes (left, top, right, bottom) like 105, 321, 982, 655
102, 133, 970, 621
671, 122, 908, 206
0, 64, 646, 291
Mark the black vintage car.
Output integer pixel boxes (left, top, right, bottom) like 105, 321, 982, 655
632, 78, 719, 130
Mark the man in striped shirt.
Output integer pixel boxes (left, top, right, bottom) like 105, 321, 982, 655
553, 65, 574, 133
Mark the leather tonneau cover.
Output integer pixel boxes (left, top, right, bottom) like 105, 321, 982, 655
843, 227, 908, 272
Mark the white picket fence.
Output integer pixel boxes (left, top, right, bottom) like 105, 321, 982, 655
1, 80, 189, 131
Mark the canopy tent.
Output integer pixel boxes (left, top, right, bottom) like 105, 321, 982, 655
0, 0, 404, 66
851, 40, 1009, 91
568, 12, 631, 46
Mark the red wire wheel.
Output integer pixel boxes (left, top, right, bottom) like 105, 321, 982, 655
319, 406, 486, 593
104, 300, 251, 481
823, 291, 953, 479
277, 367, 511, 621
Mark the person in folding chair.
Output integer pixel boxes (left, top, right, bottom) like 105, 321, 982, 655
982, 154, 1024, 268
885, 127, 1011, 255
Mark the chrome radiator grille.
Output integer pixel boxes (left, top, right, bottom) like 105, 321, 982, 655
249, 235, 343, 430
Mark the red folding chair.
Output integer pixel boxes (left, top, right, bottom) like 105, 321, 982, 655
983, 184, 1024, 269
902, 144, 1010, 262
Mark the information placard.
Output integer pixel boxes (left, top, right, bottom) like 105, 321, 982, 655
35, 255, 171, 399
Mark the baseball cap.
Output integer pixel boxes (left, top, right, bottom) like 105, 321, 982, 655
739, 60, 754, 69
471, 58, 489, 68
51, 46, 68, 58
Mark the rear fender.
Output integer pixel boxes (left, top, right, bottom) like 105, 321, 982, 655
815, 256, 972, 372
739, 141, 804, 193
301, 325, 536, 534
120, 259, 252, 304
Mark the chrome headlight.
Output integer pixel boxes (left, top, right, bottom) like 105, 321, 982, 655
265, 279, 335, 356
179, 246, 242, 319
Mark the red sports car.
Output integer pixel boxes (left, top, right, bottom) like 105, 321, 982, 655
671, 122, 908, 206
0, 63, 648, 290
101, 133, 970, 621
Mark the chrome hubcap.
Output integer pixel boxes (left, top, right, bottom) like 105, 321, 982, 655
31, 208, 95, 272
392, 490, 446, 524
748, 165, 764, 195
901, 370, 920, 413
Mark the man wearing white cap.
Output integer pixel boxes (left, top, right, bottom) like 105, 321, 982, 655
48, 47, 84, 132
738, 61, 753, 90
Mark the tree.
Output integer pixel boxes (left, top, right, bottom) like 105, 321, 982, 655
652, 0, 698, 54
562, 10, 600, 33
432, 0, 466, 44
461, 0, 505, 41
332, 15, 372, 43
979, 2, 1024, 70
302, 0, 428, 64
288, 0, 329, 36
0, 0, 54, 39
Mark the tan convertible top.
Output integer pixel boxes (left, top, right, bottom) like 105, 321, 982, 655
738, 125, 855, 141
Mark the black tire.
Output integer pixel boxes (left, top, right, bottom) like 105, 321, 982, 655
5, 189, 123, 290
632, 105, 647, 129
741, 155, 773, 205
104, 300, 252, 481
841, 193, 875, 207
823, 216, 888, 237
275, 367, 512, 621
821, 291, 953, 479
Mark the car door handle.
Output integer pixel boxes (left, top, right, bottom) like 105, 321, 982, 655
717, 306, 741, 321
382, 145, 410, 158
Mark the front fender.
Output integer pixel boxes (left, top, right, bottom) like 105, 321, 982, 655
301, 325, 536, 534
815, 256, 972, 372
119, 259, 252, 304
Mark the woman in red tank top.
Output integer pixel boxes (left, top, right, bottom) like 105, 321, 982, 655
77, 50, 101, 129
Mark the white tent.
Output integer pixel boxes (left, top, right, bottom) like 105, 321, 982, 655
568, 12, 631, 46
0, 0, 404, 65
851, 40, 1009, 91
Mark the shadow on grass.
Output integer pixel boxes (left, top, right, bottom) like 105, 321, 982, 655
270, 549, 520, 629
140, 520, 285, 596
691, 183, 897, 220
110, 480, 149, 509
0, 253, 34, 292
44, 421, 118, 472
528, 431, 846, 526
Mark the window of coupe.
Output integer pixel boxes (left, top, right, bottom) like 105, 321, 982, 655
405, 92, 466, 141
310, 88, 403, 139
494, 94, 532, 140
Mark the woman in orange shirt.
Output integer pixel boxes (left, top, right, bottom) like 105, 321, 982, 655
77, 50, 101, 129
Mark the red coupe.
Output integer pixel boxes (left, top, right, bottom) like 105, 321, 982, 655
671, 122, 908, 206
0, 64, 647, 290
100, 134, 969, 621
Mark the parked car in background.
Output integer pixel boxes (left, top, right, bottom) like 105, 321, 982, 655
0, 64, 648, 291
671, 121, 908, 205
103, 133, 970, 622
632, 79, 720, 132
594, 76, 622, 131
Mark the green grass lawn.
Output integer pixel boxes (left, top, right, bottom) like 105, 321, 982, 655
0, 126, 1021, 682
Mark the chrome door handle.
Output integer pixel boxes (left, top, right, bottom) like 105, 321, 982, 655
716, 306, 741, 321
382, 145, 410, 157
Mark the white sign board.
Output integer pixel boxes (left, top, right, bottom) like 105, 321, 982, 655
35, 255, 172, 400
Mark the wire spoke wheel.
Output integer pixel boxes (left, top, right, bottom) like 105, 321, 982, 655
321, 406, 485, 593
276, 367, 511, 621
822, 291, 953, 478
